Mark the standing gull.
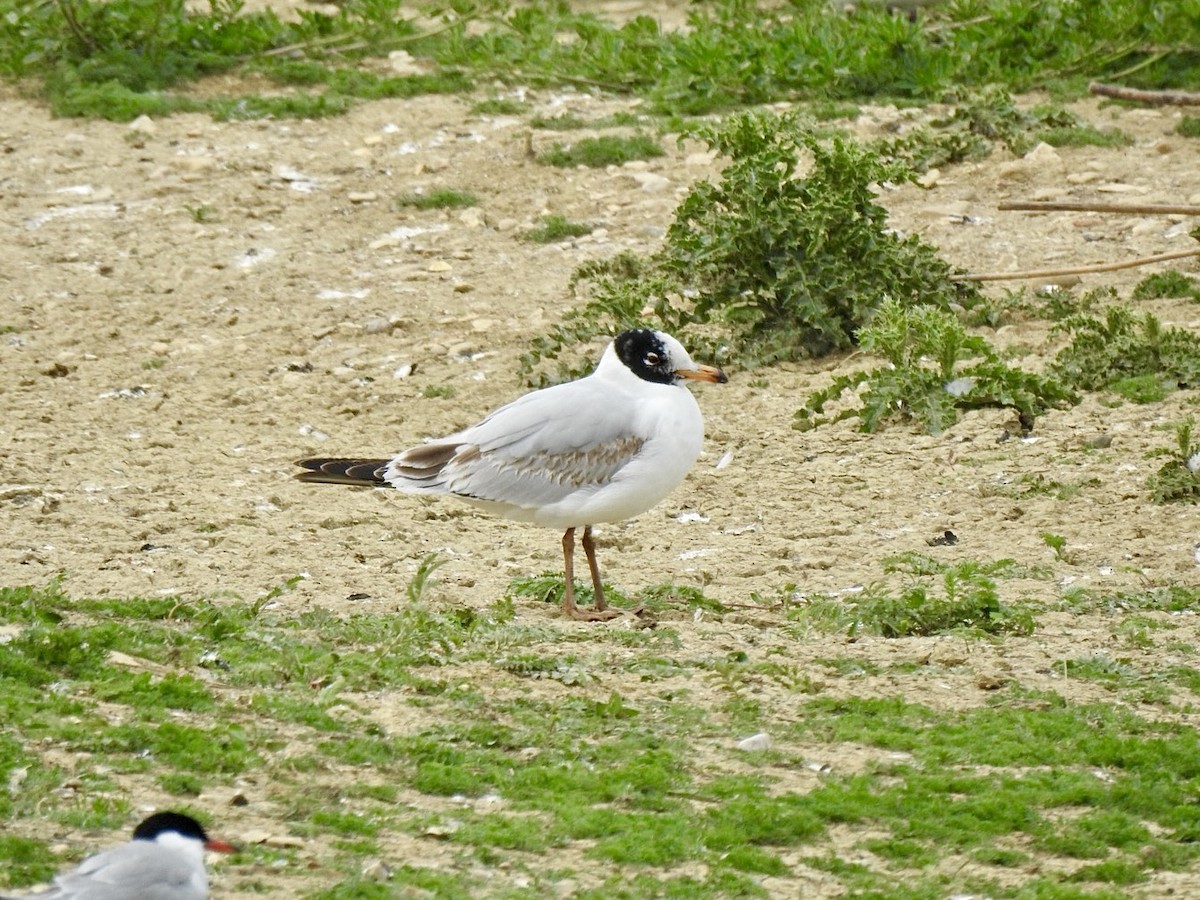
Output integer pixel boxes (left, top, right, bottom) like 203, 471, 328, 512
295, 328, 727, 620
2, 811, 235, 900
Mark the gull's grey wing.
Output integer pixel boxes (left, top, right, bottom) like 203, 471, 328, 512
387, 375, 652, 509
47, 842, 204, 900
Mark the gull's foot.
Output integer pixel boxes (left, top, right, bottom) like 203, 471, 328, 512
564, 604, 622, 622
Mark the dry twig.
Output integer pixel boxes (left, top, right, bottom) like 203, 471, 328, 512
999, 201, 1200, 216
952, 248, 1200, 283
1089, 82, 1200, 106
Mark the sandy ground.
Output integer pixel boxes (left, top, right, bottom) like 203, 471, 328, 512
3, 31, 1200, 896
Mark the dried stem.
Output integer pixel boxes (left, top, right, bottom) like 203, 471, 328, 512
1089, 82, 1200, 106
952, 248, 1200, 283
998, 201, 1200, 216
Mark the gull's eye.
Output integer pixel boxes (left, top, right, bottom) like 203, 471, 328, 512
644, 352, 661, 367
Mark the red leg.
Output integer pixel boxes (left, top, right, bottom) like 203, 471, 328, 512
561, 527, 618, 621
581, 525, 607, 611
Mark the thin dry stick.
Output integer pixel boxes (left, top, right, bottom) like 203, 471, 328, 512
1089, 82, 1200, 106
952, 248, 1200, 283
999, 200, 1200, 216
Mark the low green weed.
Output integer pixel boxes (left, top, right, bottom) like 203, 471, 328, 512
1041, 531, 1073, 563
980, 472, 1100, 501
0, 835, 59, 886
6, 0, 1200, 123
796, 298, 1076, 434
6, 575, 1200, 895
469, 96, 527, 116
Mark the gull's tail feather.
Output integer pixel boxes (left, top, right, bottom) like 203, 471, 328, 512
294, 457, 390, 487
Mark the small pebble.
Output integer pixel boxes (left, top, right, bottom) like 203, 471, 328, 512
736, 733, 771, 752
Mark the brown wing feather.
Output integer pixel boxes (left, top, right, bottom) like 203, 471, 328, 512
294, 457, 390, 486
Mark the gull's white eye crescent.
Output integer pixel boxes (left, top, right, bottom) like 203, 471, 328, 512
644, 352, 661, 366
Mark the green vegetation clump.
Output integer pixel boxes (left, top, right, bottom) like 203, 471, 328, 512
431, 1, 1199, 115
797, 298, 1076, 434
849, 556, 1036, 638
523, 112, 974, 383
395, 189, 479, 211
1147, 418, 1200, 504
522, 214, 594, 244
1049, 307, 1200, 395
1132, 271, 1200, 301
1178, 116, 1200, 138
8, 1, 1197, 121
875, 87, 1111, 171
538, 133, 664, 168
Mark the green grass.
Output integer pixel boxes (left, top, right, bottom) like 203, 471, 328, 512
4, 581, 1200, 894
469, 96, 528, 116
395, 188, 479, 211
538, 133, 664, 168
5, 0, 1198, 121
420, 384, 458, 399
521, 214, 594, 244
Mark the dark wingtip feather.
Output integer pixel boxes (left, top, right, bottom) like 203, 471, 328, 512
294, 457, 390, 486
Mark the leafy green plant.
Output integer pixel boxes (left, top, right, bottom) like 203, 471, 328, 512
431, 0, 1200, 115
1147, 418, 1200, 504
0, 834, 60, 887
1041, 531, 1074, 563
405, 553, 447, 605
1049, 306, 1200, 395
665, 115, 972, 361
1178, 116, 1200, 138
538, 133, 664, 168
796, 298, 1076, 434
522, 113, 975, 383
1108, 374, 1171, 404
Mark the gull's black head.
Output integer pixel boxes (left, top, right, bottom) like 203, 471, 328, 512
132, 812, 210, 844
612, 329, 728, 387
614, 328, 675, 385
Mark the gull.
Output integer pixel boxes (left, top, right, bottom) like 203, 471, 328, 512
2, 812, 235, 900
295, 328, 727, 620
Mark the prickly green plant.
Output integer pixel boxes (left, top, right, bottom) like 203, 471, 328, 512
1049, 306, 1200, 393
796, 298, 1076, 435
521, 113, 975, 383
